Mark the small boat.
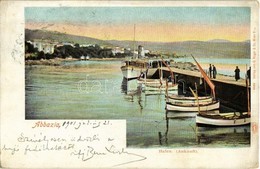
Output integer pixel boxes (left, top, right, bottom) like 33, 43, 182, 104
144, 83, 177, 90
121, 62, 144, 80
80, 55, 86, 60
145, 88, 178, 95
143, 79, 178, 95
137, 78, 166, 85
80, 55, 90, 60
196, 112, 250, 126
166, 100, 220, 112
166, 110, 220, 118
166, 94, 213, 104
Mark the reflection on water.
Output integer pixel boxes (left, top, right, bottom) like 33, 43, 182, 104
25, 61, 250, 148
158, 116, 250, 147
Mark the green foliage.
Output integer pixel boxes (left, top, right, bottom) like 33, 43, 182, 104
25, 42, 116, 60
25, 41, 38, 53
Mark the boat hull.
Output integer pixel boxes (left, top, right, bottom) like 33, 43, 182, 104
145, 84, 178, 91
137, 78, 164, 85
166, 101, 220, 112
145, 89, 178, 95
196, 114, 251, 126
121, 66, 140, 80
144, 83, 178, 95
167, 95, 212, 101
167, 96, 213, 104
166, 110, 220, 118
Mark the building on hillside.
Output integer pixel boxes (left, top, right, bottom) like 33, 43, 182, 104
62, 42, 75, 47
26, 40, 33, 45
32, 39, 57, 54
112, 47, 124, 55
80, 44, 95, 47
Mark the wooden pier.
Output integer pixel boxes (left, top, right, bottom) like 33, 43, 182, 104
160, 67, 250, 112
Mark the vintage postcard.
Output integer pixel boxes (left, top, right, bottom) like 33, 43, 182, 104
0, 1, 259, 168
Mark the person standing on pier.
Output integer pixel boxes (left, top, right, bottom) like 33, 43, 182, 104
247, 67, 251, 85
209, 64, 212, 78
235, 66, 240, 81
212, 65, 217, 79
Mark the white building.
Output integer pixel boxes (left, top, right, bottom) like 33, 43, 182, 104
32, 39, 57, 54
112, 46, 124, 55
62, 42, 75, 47
80, 44, 95, 47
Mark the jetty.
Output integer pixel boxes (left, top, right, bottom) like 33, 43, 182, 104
159, 66, 250, 112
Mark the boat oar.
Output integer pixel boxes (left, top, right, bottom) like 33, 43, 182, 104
189, 86, 200, 114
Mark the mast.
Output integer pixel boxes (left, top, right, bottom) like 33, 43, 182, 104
133, 24, 136, 59
191, 54, 216, 100
161, 57, 175, 85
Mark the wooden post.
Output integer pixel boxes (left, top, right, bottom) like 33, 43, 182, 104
189, 85, 200, 114
195, 82, 200, 113
165, 78, 169, 100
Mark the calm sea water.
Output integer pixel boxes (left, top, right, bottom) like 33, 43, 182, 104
25, 60, 250, 148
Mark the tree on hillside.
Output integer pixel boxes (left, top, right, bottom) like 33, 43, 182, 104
74, 43, 80, 48
25, 41, 38, 53
38, 51, 45, 59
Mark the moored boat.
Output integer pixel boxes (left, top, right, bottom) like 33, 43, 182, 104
143, 78, 178, 95
166, 94, 213, 104
166, 110, 220, 118
144, 82, 178, 95
121, 59, 171, 80
121, 61, 144, 80
137, 78, 165, 85
166, 100, 220, 112
196, 112, 250, 126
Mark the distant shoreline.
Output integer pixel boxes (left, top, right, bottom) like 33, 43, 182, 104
25, 57, 125, 66
25, 57, 246, 78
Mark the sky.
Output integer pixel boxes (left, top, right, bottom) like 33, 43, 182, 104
25, 7, 251, 42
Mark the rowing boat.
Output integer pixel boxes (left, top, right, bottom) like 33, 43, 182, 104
196, 112, 250, 126
166, 100, 220, 112
166, 94, 213, 104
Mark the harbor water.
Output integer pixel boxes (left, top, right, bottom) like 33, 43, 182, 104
25, 60, 250, 148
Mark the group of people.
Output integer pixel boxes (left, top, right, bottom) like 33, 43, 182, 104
208, 64, 217, 79
234, 66, 251, 85
208, 64, 251, 85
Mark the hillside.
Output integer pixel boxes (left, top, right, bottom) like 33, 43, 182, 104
25, 29, 112, 47
25, 29, 250, 58
107, 40, 250, 58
